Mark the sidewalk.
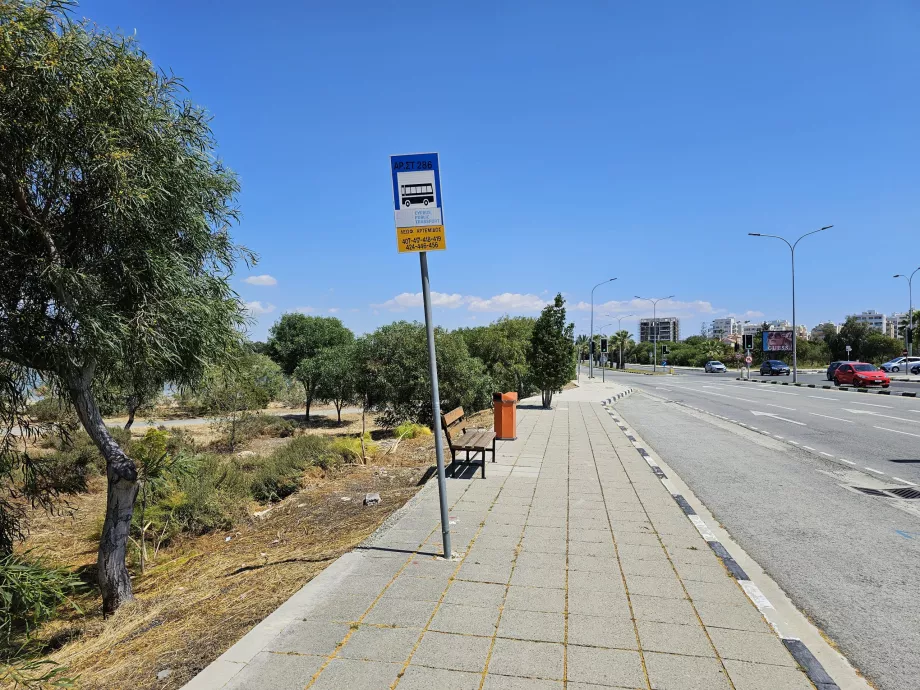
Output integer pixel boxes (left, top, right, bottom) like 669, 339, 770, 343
184, 378, 816, 690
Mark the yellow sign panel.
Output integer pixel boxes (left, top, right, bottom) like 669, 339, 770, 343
396, 225, 446, 253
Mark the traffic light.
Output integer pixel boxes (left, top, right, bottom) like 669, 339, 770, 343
600, 338, 608, 353
743, 334, 754, 350
662, 345, 670, 355
590, 341, 595, 354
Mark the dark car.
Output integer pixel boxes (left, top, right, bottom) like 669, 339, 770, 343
760, 360, 790, 376
911, 361, 920, 376
826, 361, 845, 381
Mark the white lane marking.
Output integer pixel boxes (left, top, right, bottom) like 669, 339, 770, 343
774, 435, 784, 439
810, 412, 853, 424
750, 410, 806, 426
766, 403, 797, 411
874, 426, 920, 438
865, 467, 885, 475
839, 459, 856, 465
850, 401, 893, 409
808, 395, 833, 401
892, 477, 917, 486
748, 426, 758, 430
820, 452, 834, 457
695, 388, 759, 404
789, 440, 800, 445
759, 388, 799, 396
844, 409, 920, 425
802, 446, 816, 451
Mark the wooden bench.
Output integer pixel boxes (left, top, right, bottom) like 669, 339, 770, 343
441, 407, 496, 478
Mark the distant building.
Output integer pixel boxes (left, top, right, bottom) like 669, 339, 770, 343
888, 313, 906, 339
710, 317, 737, 339
742, 323, 761, 336
796, 324, 809, 340
810, 322, 839, 341
639, 317, 680, 343
766, 319, 792, 331
847, 310, 887, 334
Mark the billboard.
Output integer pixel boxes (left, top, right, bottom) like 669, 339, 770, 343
763, 330, 794, 352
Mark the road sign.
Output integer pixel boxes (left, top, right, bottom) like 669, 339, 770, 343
600, 338, 608, 353
391, 153, 445, 253
846, 345, 852, 353
745, 355, 753, 365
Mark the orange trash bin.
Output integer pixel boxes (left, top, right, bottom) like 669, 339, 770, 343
493, 392, 518, 440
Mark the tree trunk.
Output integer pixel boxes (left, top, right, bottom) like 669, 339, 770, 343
68, 364, 138, 616
360, 394, 367, 465
542, 389, 553, 408
336, 403, 342, 424
124, 395, 139, 431
303, 382, 310, 425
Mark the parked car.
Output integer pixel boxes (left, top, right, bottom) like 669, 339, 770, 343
879, 356, 920, 373
760, 360, 790, 376
704, 361, 727, 373
826, 361, 846, 381
833, 362, 890, 388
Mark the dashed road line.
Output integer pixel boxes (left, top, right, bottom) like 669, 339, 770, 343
873, 426, 920, 438
892, 477, 917, 486
820, 452, 833, 458
839, 459, 856, 465
809, 412, 852, 423
865, 468, 885, 475
802, 446, 816, 451
850, 401, 893, 409
766, 403, 797, 411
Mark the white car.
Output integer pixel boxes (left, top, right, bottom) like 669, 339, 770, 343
880, 356, 920, 373
704, 361, 727, 373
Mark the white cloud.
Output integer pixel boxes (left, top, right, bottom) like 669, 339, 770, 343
466, 293, 548, 312
294, 306, 315, 314
575, 298, 717, 317
373, 292, 466, 311
244, 274, 277, 286
328, 308, 340, 314
245, 300, 276, 316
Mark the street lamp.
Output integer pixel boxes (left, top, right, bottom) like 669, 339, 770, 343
589, 278, 617, 379
748, 225, 833, 383
894, 268, 919, 360
604, 313, 635, 370
634, 296, 674, 372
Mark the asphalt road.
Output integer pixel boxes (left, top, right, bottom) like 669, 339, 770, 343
605, 371, 920, 690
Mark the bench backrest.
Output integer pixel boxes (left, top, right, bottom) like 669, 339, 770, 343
441, 407, 464, 446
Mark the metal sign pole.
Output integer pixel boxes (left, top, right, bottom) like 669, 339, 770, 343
419, 251, 452, 559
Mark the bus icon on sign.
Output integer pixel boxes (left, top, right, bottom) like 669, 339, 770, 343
400, 182, 434, 207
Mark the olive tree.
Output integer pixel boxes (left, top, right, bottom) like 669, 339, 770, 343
0, 1, 249, 613
528, 294, 575, 408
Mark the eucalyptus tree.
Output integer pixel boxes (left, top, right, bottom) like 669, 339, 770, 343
0, 0, 249, 613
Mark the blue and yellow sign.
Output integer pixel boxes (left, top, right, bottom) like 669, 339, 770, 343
390, 153, 446, 253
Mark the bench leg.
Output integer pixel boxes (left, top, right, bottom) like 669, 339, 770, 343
492, 438, 496, 462
481, 449, 486, 478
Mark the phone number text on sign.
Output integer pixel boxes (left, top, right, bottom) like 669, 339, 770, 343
396, 225, 446, 253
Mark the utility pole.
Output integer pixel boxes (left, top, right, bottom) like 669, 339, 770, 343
749, 225, 833, 383
894, 268, 919, 361
635, 296, 674, 373
589, 278, 616, 379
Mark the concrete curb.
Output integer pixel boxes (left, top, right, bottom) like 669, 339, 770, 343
735, 377, 918, 397
603, 387, 635, 405
602, 397, 854, 690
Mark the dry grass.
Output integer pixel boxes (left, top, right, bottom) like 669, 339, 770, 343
11, 431, 439, 690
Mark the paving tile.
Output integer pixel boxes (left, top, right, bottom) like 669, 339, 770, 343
411, 631, 491, 673
568, 612, 637, 649
624, 574, 686, 599
615, 543, 669, 562
510, 564, 566, 588
303, 594, 376, 621
616, 531, 662, 547
569, 569, 625, 593
682, 577, 745, 605
310, 658, 402, 690
569, 528, 611, 543
385, 574, 451, 602
619, 558, 675, 578
264, 619, 351, 655
629, 594, 698, 626
338, 625, 420, 663
567, 554, 620, 574
504, 585, 565, 613
456, 561, 513, 584
566, 645, 645, 687
497, 609, 565, 643
671, 561, 731, 584
487, 638, 564, 680
444, 580, 507, 607
568, 540, 617, 558
693, 598, 771, 633
482, 675, 563, 689
708, 628, 797, 667
430, 602, 501, 636
636, 620, 715, 657
723, 659, 814, 690
644, 651, 731, 689
223, 651, 324, 690
364, 596, 438, 628
398, 666, 482, 690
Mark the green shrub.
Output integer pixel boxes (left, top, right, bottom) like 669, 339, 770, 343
0, 552, 84, 645
330, 434, 377, 463
251, 436, 339, 502
27, 397, 78, 431
394, 422, 431, 440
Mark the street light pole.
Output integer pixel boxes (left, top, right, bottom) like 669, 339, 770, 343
614, 313, 634, 370
589, 278, 616, 379
894, 268, 919, 360
748, 225, 833, 383
635, 296, 674, 373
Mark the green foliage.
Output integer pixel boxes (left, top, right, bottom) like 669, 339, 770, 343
250, 436, 340, 502
0, 657, 76, 689
827, 318, 902, 363
459, 317, 536, 398
528, 294, 575, 407
0, 551, 83, 646
363, 321, 492, 427
314, 344, 357, 422
330, 434, 377, 463
267, 314, 354, 377
26, 398, 77, 432
394, 422, 431, 439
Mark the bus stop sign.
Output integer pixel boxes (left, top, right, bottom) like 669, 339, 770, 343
391, 153, 446, 253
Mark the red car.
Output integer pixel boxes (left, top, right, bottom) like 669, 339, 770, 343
833, 362, 890, 388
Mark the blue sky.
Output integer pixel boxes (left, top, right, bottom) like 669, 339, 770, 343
80, 0, 920, 340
